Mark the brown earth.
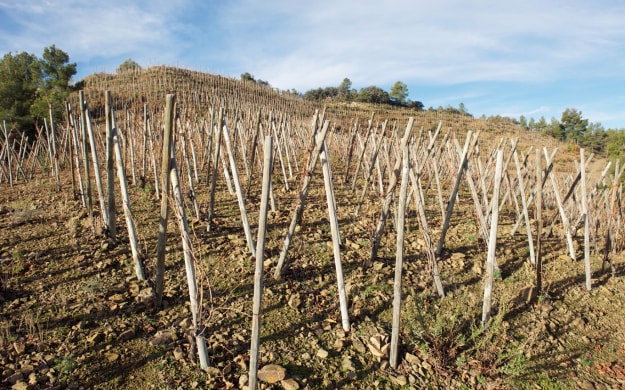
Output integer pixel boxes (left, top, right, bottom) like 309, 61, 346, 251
1, 160, 625, 390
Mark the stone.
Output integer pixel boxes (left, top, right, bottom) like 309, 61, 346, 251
27, 372, 38, 385
390, 375, 408, 386
151, 330, 175, 345
352, 338, 366, 354
13, 341, 26, 355
257, 364, 286, 384
367, 335, 389, 358
342, 358, 356, 372
178, 317, 192, 329
173, 347, 185, 360
109, 293, 125, 303
316, 348, 329, 359
288, 294, 301, 310
104, 352, 119, 362
518, 286, 537, 304
281, 378, 300, 390
238, 374, 248, 388
87, 332, 104, 344
405, 352, 421, 366
11, 381, 29, 390
19, 364, 33, 376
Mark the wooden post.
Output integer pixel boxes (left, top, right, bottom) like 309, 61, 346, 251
1, 122, 12, 187
319, 136, 350, 331
113, 111, 146, 281
146, 112, 160, 199
126, 108, 137, 186
68, 104, 86, 206
155, 94, 176, 307
535, 149, 543, 295
207, 108, 224, 231
105, 92, 117, 242
390, 143, 410, 368
222, 122, 256, 256
79, 91, 94, 229
246, 110, 262, 198
350, 113, 375, 192
482, 149, 503, 326
85, 102, 110, 233
274, 116, 329, 279
369, 118, 414, 262
249, 136, 273, 390
543, 148, 576, 260
436, 131, 474, 256
48, 104, 61, 191
179, 119, 201, 220
580, 149, 591, 290
512, 147, 535, 265
170, 154, 210, 369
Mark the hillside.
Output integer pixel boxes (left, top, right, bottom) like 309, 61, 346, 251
1, 66, 624, 389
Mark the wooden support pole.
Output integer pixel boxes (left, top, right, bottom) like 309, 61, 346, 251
155, 94, 176, 307
581, 149, 591, 291
535, 149, 543, 295
274, 115, 329, 279
170, 153, 210, 369
319, 135, 350, 332
482, 149, 503, 326
390, 142, 410, 369
113, 111, 146, 281
105, 92, 117, 242
222, 122, 256, 257
249, 136, 273, 390
436, 131, 474, 256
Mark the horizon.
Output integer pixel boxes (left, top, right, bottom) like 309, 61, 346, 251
1, 1, 625, 129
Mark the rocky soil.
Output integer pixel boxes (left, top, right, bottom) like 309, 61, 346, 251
1, 170, 625, 389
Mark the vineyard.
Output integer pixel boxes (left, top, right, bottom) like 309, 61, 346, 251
1, 66, 625, 389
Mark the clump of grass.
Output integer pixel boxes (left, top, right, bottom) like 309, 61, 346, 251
404, 290, 523, 380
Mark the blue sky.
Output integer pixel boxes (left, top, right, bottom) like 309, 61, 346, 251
1, 0, 625, 129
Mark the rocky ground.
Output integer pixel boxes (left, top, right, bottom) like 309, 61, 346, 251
1, 170, 625, 389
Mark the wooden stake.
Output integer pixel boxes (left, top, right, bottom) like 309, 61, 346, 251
482, 149, 503, 326
581, 148, 591, 290
222, 122, 256, 256
249, 136, 273, 390
170, 154, 210, 369
436, 131, 474, 256
535, 149, 543, 295
113, 111, 146, 281
155, 94, 176, 307
390, 142, 410, 368
105, 92, 117, 242
274, 115, 329, 279
319, 135, 350, 332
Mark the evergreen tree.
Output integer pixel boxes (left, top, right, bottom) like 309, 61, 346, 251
389, 81, 408, 104
560, 108, 588, 143
0, 45, 76, 135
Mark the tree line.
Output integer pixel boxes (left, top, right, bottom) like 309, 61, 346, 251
514, 108, 625, 163
301, 78, 424, 110
0, 45, 76, 137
